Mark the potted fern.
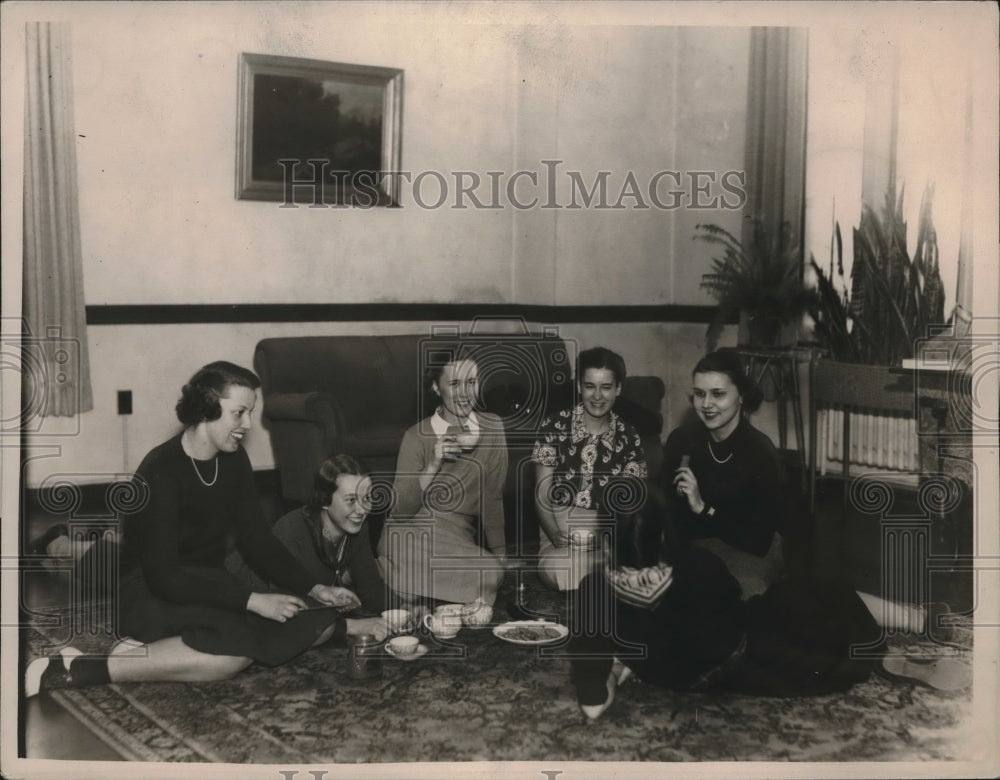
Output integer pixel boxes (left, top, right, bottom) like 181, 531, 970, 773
697, 217, 815, 351
809, 184, 946, 366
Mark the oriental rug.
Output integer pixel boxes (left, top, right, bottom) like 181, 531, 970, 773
23, 571, 976, 764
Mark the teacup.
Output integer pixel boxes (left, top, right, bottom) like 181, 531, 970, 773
446, 424, 480, 452
381, 609, 412, 634
387, 636, 420, 656
456, 430, 480, 452
423, 603, 464, 639
461, 599, 493, 627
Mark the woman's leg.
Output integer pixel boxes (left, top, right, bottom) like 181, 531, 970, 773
26, 636, 252, 696
106, 636, 252, 682
538, 541, 599, 592
856, 591, 925, 633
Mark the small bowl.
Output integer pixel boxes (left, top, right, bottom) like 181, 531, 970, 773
387, 636, 420, 656
381, 609, 412, 634
461, 600, 493, 627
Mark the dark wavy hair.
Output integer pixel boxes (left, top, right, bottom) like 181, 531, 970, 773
175, 361, 261, 427
691, 348, 763, 413
577, 346, 627, 386
306, 454, 368, 512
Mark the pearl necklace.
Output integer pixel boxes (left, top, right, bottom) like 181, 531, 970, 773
707, 439, 733, 465
190, 456, 219, 487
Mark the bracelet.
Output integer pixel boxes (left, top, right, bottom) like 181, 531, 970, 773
699, 504, 715, 518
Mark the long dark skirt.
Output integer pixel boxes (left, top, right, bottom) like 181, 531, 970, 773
74, 539, 341, 667
569, 548, 883, 702
117, 569, 341, 667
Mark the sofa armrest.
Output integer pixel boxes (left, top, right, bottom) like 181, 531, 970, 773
263, 391, 344, 440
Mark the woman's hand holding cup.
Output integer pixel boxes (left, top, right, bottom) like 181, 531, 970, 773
434, 434, 462, 464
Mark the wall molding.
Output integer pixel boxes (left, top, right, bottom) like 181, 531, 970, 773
85, 303, 722, 326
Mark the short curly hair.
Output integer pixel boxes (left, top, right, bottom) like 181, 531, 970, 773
306, 454, 368, 511
175, 361, 261, 427
577, 346, 627, 386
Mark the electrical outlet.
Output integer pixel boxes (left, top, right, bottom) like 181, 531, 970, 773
117, 390, 133, 415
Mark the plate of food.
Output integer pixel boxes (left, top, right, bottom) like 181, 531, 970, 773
492, 620, 568, 645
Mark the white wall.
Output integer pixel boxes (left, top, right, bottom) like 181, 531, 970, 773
64, 7, 748, 308
7, 4, 754, 486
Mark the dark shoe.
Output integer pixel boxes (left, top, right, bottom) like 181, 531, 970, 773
26, 524, 69, 556
24, 648, 81, 697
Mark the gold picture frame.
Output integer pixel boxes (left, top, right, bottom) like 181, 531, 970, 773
236, 52, 403, 206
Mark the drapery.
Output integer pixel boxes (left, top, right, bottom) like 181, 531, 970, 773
742, 27, 809, 259
23, 21, 93, 416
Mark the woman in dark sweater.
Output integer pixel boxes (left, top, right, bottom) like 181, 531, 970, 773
569, 488, 970, 720
228, 454, 387, 615
659, 349, 786, 597
26, 361, 387, 697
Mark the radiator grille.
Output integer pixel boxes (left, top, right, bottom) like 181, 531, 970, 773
817, 409, 920, 473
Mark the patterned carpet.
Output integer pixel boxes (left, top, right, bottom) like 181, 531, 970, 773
23, 569, 975, 764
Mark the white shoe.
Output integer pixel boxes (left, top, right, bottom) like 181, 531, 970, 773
880, 655, 971, 692
580, 671, 617, 721
611, 656, 633, 685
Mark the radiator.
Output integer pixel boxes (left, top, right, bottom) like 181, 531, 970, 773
817, 410, 920, 473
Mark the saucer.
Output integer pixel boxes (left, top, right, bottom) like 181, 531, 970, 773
384, 642, 429, 662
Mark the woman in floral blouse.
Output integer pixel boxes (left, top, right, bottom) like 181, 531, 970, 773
532, 347, 647, 591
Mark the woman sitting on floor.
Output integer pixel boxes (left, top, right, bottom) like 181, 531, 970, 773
658, 348, 786, 599
568, 488, 970, 721
26, 361, 386, 697
532, 346, 647, 591
226, 453, 387, 616
377, 347, 508, 611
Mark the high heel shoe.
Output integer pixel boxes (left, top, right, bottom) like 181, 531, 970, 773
611, 656, 634, 685
24, 647, 82, 697
26, 523, 69, 556
579, 671, 617, 721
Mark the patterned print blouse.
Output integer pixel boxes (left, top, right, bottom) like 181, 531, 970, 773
531, 403, 647, 515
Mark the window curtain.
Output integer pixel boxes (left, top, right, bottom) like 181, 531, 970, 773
23, 21, 93, 416
742, 27, 809, 260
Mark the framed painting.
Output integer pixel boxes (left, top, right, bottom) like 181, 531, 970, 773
236, 52, 403, 206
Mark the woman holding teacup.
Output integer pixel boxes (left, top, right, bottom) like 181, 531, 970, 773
227, 453, 386, 616
532, 346, 647, 591
26, 361, 387, 698
378, 348, 508, 616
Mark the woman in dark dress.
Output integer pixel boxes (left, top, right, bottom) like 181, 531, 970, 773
26, 361, 387, 697
659, 349, 787, 597
569, 488, 970, 720
227, 454, 387, 615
